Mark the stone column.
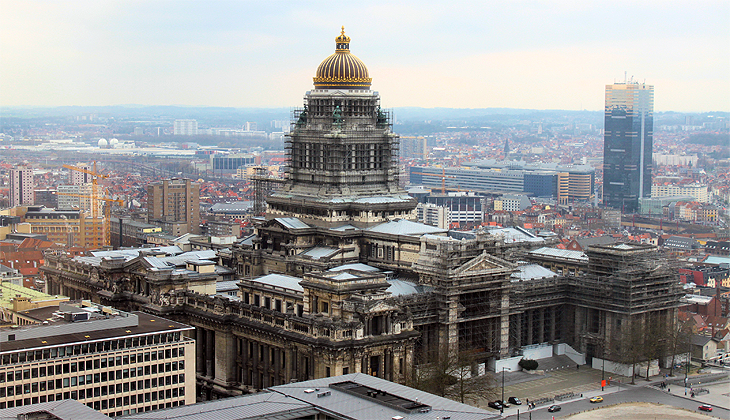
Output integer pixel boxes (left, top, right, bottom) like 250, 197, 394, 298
539, 308, 545, 343
214, 331, 236, 386
241, 338, 249, 385
550, 308, 556, 342
205, 329, 215, 378
263, 345, 270, 388
196, 328, 205, 375
274, 347, 281, 386
527, 309, 534, 345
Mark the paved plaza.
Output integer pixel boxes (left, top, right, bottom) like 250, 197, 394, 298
475, 361, 729, 418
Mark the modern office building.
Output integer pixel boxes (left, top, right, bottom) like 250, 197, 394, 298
33, 189, 57, 209
603, 82, 654, 213
173, 120, 198, 136
410, 163, 595, 203
10, 167, 34, 207
57, 184, 94, 212
0, 301, 195, 416
651, 183, 708, 203
146, 179, 200, 235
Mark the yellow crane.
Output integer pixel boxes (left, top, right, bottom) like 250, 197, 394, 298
62, 162, 108, 220
60, 162, 122, 247
56, 192, 123, 247
412, 168, 457, 194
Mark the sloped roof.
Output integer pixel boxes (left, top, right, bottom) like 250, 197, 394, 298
367, 219, 447, 236
251, 273, 304, 292
275, 217, 311, 230
528, 247, 587, 262
511, 264, 559, 281
299, 247, 340, 260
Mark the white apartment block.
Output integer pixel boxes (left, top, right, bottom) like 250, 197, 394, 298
0, 301, 195, 416
651, 184, 708, 203
173, 120, 198, 136
416, 203, 451, 229
57, 184, 94, 212
494, 194, 532, 212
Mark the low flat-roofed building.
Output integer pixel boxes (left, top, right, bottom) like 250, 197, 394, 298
0, 301, 195, 416
0, 280, 68, 325
0, 373, 498, 420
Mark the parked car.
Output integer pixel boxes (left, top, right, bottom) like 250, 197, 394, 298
500, 401, 511, 408
589, 396, 604, 403
488, 401, 503, 410
508, 396, 522, 405
698, 404, 713, 412
548, 405, 561, 412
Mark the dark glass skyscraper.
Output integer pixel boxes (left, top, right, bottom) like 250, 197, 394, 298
603, 82, 654, 213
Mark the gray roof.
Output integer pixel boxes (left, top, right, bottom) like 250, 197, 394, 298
210, 201, 253, 213
367, 219, 447, 236
269, 373, 498, 420
330, 224, 360, 232
250, 273, 304, 292
511, 264, 558, 281
276, 217, 311, 230
386, 279, 432, 296
299, 246, 340, 260
125, 391, 316, 420
0, 399, 112, 420
328, 263, 381, 272
529, 247, 588, 262
216, 280, 240, 292
488, 227, 544, 243
575, 236, 617, 248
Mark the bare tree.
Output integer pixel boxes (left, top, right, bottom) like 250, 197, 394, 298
666, 316, 692, 377
410, 348, 498, 404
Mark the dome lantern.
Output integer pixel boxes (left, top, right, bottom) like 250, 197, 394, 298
313, 27, 372, 90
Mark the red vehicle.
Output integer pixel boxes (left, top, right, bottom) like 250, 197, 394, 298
699, 404, 713, 412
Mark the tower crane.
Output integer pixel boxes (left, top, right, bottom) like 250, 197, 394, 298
412, 168, 457, 194
60, 162, 122, 247
56, 192, 123, 248
62, 162, 108, 220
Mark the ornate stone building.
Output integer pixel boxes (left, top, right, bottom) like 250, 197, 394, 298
40, 29, 682, 402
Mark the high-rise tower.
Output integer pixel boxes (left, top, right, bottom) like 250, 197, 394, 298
602, 82, 653, 213
267, 28, 417, 227
147, 178, 200, 235
10, 166, 34, 207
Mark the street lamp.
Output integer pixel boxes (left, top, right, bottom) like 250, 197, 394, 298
501, 367, 511, 414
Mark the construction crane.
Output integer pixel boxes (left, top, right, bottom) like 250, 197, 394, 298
412, 168, 457, 194
62, 162, 108, 220
56, 192, 123, 247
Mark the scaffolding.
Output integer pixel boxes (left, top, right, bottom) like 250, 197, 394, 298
252, 167, 284, 216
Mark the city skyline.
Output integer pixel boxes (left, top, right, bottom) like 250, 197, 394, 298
1, 1, 728, 112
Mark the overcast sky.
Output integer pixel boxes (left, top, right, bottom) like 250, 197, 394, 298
1, 0, 728, 112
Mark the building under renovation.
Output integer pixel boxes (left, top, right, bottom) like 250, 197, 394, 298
40, 29, 682, 400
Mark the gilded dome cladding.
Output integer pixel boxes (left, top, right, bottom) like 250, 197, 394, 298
313, 27, 372, 90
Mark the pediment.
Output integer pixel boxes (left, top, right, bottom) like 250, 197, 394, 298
366, 300, 396, 314
453, 251, 515, 276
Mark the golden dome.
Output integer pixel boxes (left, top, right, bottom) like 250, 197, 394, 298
313, 27, 372, 90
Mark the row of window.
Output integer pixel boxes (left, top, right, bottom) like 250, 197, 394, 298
1, 360, 184, 384
0, 339, 185, 367
0, 391, 186, 412
0, 374, 184, 398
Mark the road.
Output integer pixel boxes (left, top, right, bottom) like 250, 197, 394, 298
502, 385, 729, 419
